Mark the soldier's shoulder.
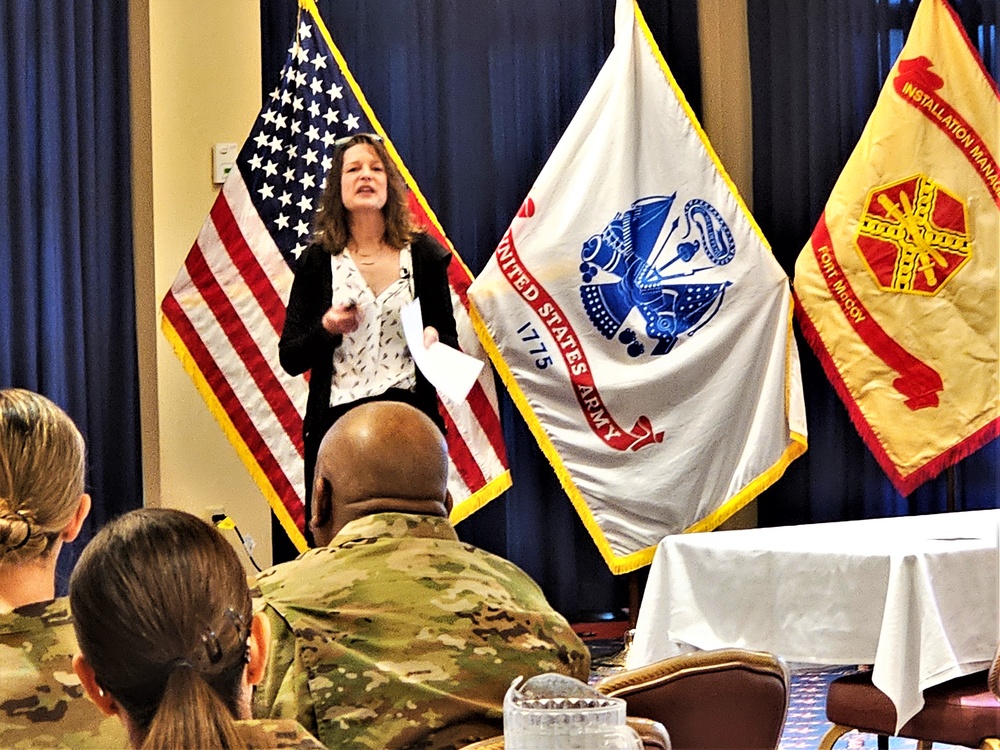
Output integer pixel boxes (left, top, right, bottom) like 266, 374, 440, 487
0, 598, 126, 749
0, 719, 129, 749
1, 598, 73, 636
257, 545, 380, 606
235, 718, 327, 749
0, 598, 77, 675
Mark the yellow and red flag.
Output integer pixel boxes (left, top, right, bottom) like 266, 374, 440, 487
794, 0, 1000, 496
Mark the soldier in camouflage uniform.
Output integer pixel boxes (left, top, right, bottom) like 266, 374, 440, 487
71, 508, 329, 749
253, 401, 591, 749
0, 388, 123, 748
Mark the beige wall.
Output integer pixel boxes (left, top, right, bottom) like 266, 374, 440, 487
699, 0, 754, 205
698, 0, 758, 530
132, 0, 273, 568
128, 2, 756, 561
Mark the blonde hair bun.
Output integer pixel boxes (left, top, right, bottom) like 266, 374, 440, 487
0, 389, 85, 564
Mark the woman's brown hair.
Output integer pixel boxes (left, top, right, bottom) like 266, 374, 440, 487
312, 133, 415, 253
0, 388, 85, 565
70, 508, 253, 750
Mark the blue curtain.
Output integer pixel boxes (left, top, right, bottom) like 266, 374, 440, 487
0, 1, 141, 592
260, 0, 701, 616
748, 0, 1000, 526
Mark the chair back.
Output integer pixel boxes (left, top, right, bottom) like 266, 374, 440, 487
595, 648, 789, 750
988, 641, 1000, 699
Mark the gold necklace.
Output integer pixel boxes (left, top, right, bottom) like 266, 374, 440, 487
349, 241, 382, 267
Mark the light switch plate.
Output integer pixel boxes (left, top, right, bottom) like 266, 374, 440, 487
213, 142, 238, 184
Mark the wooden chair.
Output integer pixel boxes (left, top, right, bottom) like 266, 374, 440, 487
460, 738, 503, 750
819, 648, 1000, 750
594, 648, 789, 750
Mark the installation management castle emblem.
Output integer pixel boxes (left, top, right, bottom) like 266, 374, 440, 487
854, 174, 971, 295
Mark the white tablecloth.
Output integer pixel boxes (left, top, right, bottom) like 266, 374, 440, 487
627, 510, 1000, 732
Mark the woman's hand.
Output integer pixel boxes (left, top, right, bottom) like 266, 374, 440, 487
423, 326, 440, 349
322, 302, 362, 335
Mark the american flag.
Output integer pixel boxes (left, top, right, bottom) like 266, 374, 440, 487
161, 0, 510, 550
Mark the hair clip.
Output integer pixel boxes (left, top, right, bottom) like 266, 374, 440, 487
224, 607, 246, 631
201, 629, 223, 664
224, 607, 253, 665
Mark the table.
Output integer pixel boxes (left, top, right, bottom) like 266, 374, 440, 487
626, 510, 1000, 732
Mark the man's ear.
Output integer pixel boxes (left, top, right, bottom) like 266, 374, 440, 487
245, 611, 272, 686
310, 476, 333, 535
72, 653, 119, 717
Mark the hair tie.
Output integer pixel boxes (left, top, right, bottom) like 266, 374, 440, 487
8, 510, 32, 551
168, 657, 194, 673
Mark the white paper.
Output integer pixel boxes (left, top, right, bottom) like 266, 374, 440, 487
401, 299, 483, 404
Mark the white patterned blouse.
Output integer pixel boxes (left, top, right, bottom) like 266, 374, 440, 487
328, 246, 416, 407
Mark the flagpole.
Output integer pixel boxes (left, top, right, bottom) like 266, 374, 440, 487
628, 571, 642, 628
945, 466, 956, 513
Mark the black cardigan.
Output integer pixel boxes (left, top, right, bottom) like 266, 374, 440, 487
278, 232, 458, 445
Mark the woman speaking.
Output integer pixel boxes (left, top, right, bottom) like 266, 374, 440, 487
279, 133, 458, 548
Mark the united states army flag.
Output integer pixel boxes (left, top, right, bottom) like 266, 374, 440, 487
794, 0, 1000, 497
468, 0, 807, 573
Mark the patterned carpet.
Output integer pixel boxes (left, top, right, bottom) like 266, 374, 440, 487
574, 625, 968, 750
782, 665, 966, 750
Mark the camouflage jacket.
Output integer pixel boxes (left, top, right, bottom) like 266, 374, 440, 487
253, 513, 590, 749
0, 597, 128, 749
235, 718, 326, 748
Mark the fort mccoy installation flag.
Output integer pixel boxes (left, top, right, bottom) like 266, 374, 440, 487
468, 0, 807, 574
794, 0, 1000, 496
161, 0, 509, 550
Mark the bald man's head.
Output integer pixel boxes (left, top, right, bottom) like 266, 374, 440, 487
310, 402, 450, 545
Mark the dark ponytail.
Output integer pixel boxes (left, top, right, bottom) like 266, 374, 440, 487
140, 665, 246, 750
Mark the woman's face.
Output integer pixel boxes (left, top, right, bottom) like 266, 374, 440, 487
340, 143, 388, 215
